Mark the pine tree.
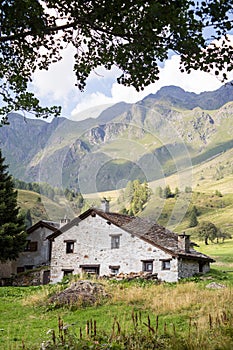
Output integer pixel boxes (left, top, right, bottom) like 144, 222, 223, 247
0, 150, 26, 262
189, 211, 198, 228
163, 185, 172, 199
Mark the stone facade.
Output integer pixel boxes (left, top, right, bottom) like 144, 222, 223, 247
1, 208, 214, 285
14, 227, 51, 273
178, 258, 210, 279
0, 220, 58, 281
49, 209, 214, 283
50, 214, 180, 283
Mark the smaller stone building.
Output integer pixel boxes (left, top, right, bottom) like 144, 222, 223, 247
0, 220, 60, 284
14, 220, 59, 274
48, 207, 215, 283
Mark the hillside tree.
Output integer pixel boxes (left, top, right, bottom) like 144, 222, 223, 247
189, 207, 198, 228
163, 185, 173, 199
0, 150, 27, 262
1, 1, 233, 122
128, 180, 151, 215
197, 221, 218, 245
155, 186, 163, 198
216, 229, 232, 243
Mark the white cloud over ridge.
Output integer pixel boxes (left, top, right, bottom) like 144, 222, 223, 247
71, 54, 232, 121
31, 36, 233, 121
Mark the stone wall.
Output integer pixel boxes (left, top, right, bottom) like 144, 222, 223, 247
12, 268, 50, 286
13, 226, 52, 274
178, 258, 210, 279
50, 214, 179, 283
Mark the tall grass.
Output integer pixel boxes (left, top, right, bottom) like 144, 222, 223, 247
108, 280, 233, 316
41, 308, 233, 350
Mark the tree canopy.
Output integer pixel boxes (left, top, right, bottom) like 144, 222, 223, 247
120, 180, 151, 215
197, 221, 218, 245
0, 150, 26, 262
1, 0, 233, 122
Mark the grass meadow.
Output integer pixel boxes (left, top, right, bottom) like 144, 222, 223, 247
0, 239, 233, 349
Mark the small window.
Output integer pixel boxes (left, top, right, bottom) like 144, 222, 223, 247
17, 267, 25, 274
66, 241, 74, 254
162, 260, 171, 270
25, 265, 33, 270
25, 241, 38, 252
63, 269, 74, 277
111, 236, 120, 249
29, 242, 38, 252
142, 261, 153, 272
109, 265, 120, 275
80, 265, 100, 275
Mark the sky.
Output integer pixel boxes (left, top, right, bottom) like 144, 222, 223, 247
30, 35, 233, 122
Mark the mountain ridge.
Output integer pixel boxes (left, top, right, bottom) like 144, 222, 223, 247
142, 83, 233, 110
1, 83, 233, 192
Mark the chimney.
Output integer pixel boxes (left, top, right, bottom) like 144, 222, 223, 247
60, 216, 70, 228
178, 233, 190, 252
101, 198, 110, 212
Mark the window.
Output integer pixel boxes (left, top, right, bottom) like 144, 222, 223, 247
66, 241, 75, 254
29, 242, 38, 252
63, 269, 74, 277
80, 265, 100, 275
142, 260, 154, 272
17, 267, 25, 273
161, 260, 171, 270
25, 241, 38, 252
109, 265, 120, 275
111, 235, 120, 249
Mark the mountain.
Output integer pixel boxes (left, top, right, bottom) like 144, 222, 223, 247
1, 83, 233, 193
142, 83, 233, 110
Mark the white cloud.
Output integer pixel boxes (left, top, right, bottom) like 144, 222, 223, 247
71, 53, 233, 121
71, 92, 115, 121
30, 35, 233, 121
31, 45, 76, 104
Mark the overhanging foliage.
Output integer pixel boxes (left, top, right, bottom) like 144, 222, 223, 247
1, 0, 233, 122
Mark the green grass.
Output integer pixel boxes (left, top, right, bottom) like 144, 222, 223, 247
17, 190, 74, 224
199, 239, 233, 271
1, 239, 233, 349
0, 287, 147, 350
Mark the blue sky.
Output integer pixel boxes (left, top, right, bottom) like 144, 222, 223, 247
30, 35, 233, 122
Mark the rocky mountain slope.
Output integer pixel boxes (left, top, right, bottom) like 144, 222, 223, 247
1, 83, 233, 193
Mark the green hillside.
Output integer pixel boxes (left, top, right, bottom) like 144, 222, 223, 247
18, 166, 233, 242
17, 189, 76, 224
17, 144, 233, 235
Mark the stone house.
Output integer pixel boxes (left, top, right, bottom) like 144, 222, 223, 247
47, 205, 215, 283
14, 220, 59, 273
0, 220, 61, 284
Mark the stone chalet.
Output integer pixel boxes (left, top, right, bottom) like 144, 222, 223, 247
47, 204, 215, 283
0, 219, 67, 284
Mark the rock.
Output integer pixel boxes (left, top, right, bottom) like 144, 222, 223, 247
206, 282, 226, 289
49, 280, 108, 306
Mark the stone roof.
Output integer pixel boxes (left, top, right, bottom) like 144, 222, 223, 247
27, 220, 59, 234
47, 208, 214, 262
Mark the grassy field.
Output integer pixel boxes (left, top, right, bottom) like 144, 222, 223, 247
1, 239, 233, 350
9, 146, 233, 349
17, 190, 80, 224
